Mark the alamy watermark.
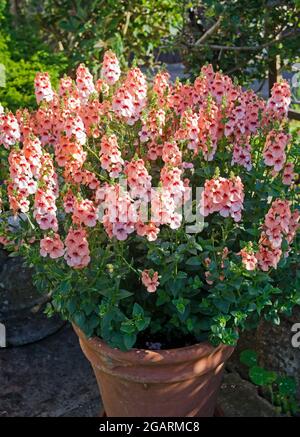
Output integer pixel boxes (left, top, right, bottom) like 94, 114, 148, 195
0, 322, 6, 348
96, 180, 205, 235
0, 64, 6, 88
291, 323, 300, 349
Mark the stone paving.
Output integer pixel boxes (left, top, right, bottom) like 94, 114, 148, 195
0, 324, 279, 417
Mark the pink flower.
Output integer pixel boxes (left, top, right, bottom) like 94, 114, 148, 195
34, 72, 54, 104
7, 149, 37, 213
144, 222, 160, 242
162, 141, 182, 166
59, 111, 86, 145
101, 51, 121, 85
201, 176, 244, 222
76, 64, 96, 103
267, 80, 291, 120
63, 190, 76, 214
0, 112, 21, 148
65, 228, 90, 269
59, 76, 74, 96
239, 247, 257, 271
286, 210, 300, 245
256, 243, 282, 271
33, 154, 58, 231
139, 108, 165, 144
175, 110, 199, 151
197, 100, 220, 161
256, 200, 299, 271
231, 136, 252, 171
141, 270, 159, 293
263, 130, 290, 172
153, 71, 170, 106
100, 134, 124, 178
40, 234, 64, 259
72, 199, 98, 228
282, 162, 296, 185
112, 67, 147, 125
125, 159, 152, 201
0, 236, 9, 246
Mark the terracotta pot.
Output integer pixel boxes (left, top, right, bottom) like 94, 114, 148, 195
74, 325, 234, 417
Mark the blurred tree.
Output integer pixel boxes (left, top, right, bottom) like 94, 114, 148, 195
14, 0, 183, 74
179, 0, 300, 89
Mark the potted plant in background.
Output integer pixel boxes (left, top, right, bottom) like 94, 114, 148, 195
0, 52, 299, 417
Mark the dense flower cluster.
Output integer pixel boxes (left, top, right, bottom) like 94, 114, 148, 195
99, 134, 124, 178
112, 67, 147, 125
34, 73, 54, 104
72, 198, 98, 228
201, 176, 244, 222
76, 64, 96, 103
40, 233, 64, 259
33, 153, 58, 231
282, 162, 296, 185
0, 51, 298, 293
101, 50, 121, 86
263, 130, 290, 172
7, 148, 36, 213
256, 200, 299, 271
266, 80, 291, 119
65, 228, 90, 269
0, 112, 21, 149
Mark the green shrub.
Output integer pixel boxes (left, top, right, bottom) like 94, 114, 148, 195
0, 42, 66, 110
0, 1, 67, 111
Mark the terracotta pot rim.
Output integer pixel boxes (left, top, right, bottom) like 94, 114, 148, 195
73, 324, 233, 365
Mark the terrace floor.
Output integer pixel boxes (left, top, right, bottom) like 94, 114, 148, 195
0, 324, 278, 417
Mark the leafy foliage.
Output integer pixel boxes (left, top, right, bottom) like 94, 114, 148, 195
0, 1, 67, 111
240, 349, 299, 415
13, 0, 183, 72
179, 1, 299, 86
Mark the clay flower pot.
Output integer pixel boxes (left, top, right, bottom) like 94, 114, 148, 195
74, 325, 234, 417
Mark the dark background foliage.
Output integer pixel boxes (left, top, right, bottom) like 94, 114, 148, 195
179, 0, 299, 87
0, 1, 299, 111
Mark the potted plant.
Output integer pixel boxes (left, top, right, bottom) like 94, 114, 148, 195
0, 52, 299, 417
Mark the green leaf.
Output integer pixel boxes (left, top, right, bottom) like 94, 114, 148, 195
120, 320, 136, 335
135, 316, 150, 332
124, 333, 136, 350
172, 297, 189, 314
156, 290, 170, 306
57, 280, 72, 294
176, 271, 188, 279
277, 377, 297, 396
249, 366, 277, 386
186, 256, 202, 267
133, 303, 144, 317
240, 349, 258, 367
117, 289, 134, 300
66, 299, 77, 315
83, 301, 95, 316
213, 298, 230, 313
74, 311, 86, 330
